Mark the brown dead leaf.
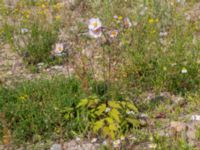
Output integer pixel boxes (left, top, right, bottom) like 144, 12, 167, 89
155, 112, 166, 119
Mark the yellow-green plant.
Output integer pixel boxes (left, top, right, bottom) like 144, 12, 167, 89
64, 96, 139, 139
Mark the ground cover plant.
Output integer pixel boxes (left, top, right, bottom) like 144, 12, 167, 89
0, 0, 200, 149
0, 77, 84, 142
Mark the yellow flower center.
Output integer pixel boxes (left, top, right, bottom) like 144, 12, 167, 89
93, 28, 101, 33
111, 31, 117, 36
93, 22, 98, 28
125, 20, 129, 26
58, 47, 63, 52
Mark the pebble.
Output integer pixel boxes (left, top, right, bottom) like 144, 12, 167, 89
113, 139, 121, 148
91, 138, 97, 143
63, 140, 99, 150
147, 143, 157, 149
50, 144, 62, 150
191, 115, 200, 121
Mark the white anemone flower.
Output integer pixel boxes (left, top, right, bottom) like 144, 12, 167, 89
89, 18, 102, 30
54, 43, 64, 56
89, 28, 102, 38
109, 30, 119, 38
123, 17, 132, 28
88, 18, 102, 38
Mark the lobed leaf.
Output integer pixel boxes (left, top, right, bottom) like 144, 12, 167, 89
109, 108, 120, 122
108, 101, 121, 109
95, 104, 106, 116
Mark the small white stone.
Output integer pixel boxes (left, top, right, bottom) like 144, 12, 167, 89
113, 139, 121, 148
171, 63, 177, 67
191, 115, 200, 121
159, 31, 168, 37
37, 62, 44, 66
91, 138, 97, 143
132, 21, 138, 26
128, 135, 137, 141
102, 140, 107, 145
176, 0, 185, 4
185, 14, 191, 21
140, 113, 148, 119
21, 28, 29, 34
52, 65, 63, 70
148, 143, 157, 149
120, 136, 125, 140
50, 144, 62, 150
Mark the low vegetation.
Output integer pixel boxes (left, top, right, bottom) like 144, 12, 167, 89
0, 0, 200, 149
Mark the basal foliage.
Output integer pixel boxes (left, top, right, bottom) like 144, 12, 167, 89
64, 96, 139, 139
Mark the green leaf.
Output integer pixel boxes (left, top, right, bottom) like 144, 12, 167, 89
88, 99, 99, 108
105, 117, 114, 124
77, 98, 88, 108
103, 127, 115, 139
93, 119, 104, 132
126, 118, 140, 127
90, 112, 96, 118
109, 108, 120, 122
65, 107, 74, 112
64, 113, 73, 120
61, 107, 73, 113
108, 101, 121, 109
121, 101, 126, 107
126, 102, 138, 112
95, 104, 106, 116
109, 124, 118, 131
